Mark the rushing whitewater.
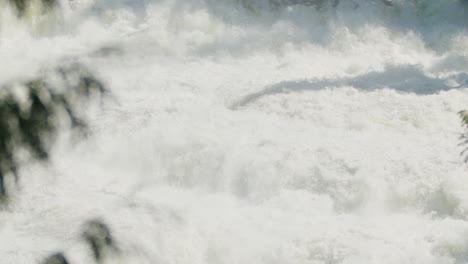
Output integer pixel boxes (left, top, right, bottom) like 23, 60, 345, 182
0, 0, 468, 263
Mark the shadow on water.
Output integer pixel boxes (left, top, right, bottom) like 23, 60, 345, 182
232, 64, 468, 109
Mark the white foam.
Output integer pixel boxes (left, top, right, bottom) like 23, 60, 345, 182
1, 0, 468, 263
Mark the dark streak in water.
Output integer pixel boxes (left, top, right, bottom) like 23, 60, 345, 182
232, 64, 468, 109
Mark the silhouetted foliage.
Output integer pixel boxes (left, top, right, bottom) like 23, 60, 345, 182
42, 253, 69, 264
2, 4, 120, 264
8, 0, 57, 16
0, 64, 118, 263
459, 110, 468, 162
41, 220, 117, 264
82, 219, 117, 263
0, 63, 106, 202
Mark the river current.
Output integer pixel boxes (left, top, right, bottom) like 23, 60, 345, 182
0, 0, 468, 263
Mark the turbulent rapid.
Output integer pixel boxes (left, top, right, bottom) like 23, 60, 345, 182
0, 0, 468, 263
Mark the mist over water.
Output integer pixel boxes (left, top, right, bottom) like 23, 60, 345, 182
1, 0, 468, 263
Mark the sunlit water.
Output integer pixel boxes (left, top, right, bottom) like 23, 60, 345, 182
0, 0, 468, 263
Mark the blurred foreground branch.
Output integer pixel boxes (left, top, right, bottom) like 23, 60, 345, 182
459, 110, 468, 162
43, 219, 118, 264
7, 0, 57, 16
0, 63, 106, 202
0, 63, 119, 263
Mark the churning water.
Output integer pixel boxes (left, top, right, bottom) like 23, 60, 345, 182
0, 0, 468, 263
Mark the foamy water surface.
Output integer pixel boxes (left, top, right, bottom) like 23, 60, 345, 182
0, 0, 468, 263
